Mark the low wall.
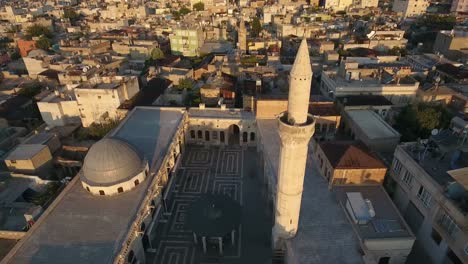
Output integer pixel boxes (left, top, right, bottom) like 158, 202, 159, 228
0, 230, 26, 240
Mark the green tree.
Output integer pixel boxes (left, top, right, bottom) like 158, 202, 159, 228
179, 6, 191, 16
251, 17, 262, 37
171, 10, 181, 20
63, 8, 79, 20
26, 24, 52, 39
76, 119, 121, 140
35, 36, 51, 50
193, 2, 205, 11
394, 103, 453, 141
150, 47, 165, 60
176, 78, 193, 90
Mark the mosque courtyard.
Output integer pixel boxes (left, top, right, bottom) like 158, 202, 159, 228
147, 145, 273, 264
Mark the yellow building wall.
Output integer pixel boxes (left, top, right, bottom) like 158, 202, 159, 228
332, 168, 387, 185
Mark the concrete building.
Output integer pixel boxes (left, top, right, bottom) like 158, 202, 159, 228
433, 30, 468, 58
353, 0, 378, 8
315, 141, 387, 187
451, 0, 468, 13
342, 109, 401, 153
324, 0, 353, 11
389, 139, 468, 264
393, 0, 429, 17
336, 95, 393, 120
320, 58, 419, 106
4, 144, 52, 175
238, 19, 247, 53
334, 185, 416, 264
170, 27, 204, 57
74, 76, 140, 127
272, 38, 316, 247
37, 90, 81, 127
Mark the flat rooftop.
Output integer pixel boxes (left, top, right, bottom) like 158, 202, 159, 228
2, 107, 185, 264
5, 144, 48, 160
325, 72, 417, 88
400, 141, 466, 187
346, 109, 400, 140
257, 119, 362, 264
334, 185, 413, 240
189, 108, 256, 120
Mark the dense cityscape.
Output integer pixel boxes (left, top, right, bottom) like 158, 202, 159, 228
0, 0, 467, 263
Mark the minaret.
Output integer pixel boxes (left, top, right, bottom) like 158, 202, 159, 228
273, 38, 315, 248
238, 19, 247, 53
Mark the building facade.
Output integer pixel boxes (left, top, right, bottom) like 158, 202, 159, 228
389, 143, 468, 264
393, 0, 429, 17
170, 27, 204, 57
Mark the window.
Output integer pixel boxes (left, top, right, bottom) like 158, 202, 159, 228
212, 131, 218, 140
205, 131, 210, 141
431, 228, 442, 245
220, 131, 225, 143
134, 179, 140, 186
98, 96, 101, 99
86, 187, 90, 192
118, 187, 124, 193
401, 170, 413, 188
439, 213, 461, 238
417, 186, 432, 208
393, 159, 402, 174
77, 94, 80, 97
250, 132, 255, 141
10, 160, 16, 164
197, 130, 202, 139
190, 130, 195, 139
243, 132, 248, 142
378, 257, 390, 264
99, 190, 105, 195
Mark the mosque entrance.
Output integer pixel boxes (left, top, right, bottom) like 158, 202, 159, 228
228, 124, 240, 145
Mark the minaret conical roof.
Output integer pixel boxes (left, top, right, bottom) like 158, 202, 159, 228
290, 38, 312, 78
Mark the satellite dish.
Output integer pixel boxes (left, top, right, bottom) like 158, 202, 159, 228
431, 129, 439, 136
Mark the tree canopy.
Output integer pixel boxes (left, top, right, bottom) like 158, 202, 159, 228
26, 24, 53, 39
251, 17, 262, 37
63, 8, 79, 21
193, 2, 204, 11
412, 14, 456, 31
394, 103, 453, 141
150, 47, 165, 60
176, 78, 193, 90
35, 36, 51, 50
172, 7, 191, 20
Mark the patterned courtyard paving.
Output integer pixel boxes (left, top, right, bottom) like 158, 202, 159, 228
147, 145, 272, 264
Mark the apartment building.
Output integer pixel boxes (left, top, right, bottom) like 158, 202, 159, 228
320, 58, 419, 106
393, 0, 429, 17
433, 30, 468, 59
170, 27, 204, 57
389, 138, 468, 264
451, 0, 468, 13
74, 75, 140, 127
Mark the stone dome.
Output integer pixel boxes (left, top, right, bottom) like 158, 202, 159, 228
81, 138, 144, 186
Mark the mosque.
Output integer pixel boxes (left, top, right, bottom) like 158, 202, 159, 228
1, 39, 362, 264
